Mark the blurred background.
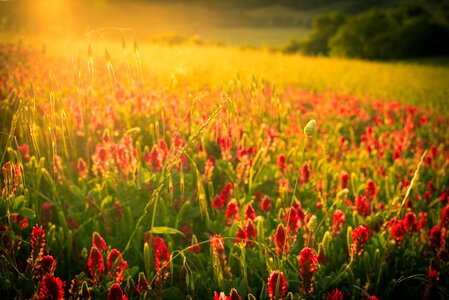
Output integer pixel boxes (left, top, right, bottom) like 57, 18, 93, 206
1, 0, 449, 61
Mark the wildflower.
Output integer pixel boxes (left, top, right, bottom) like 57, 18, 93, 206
351, 225, 369, 256
284, 207, 300, 232
228, 288, 242, 300
277, 154, 287, 173
341, 173, 349, 189
267, 270, 288, 300
92, 232, 107, 252
88, 247, 104, 283
77, 158, 88, 178
354, 195, 369, 217
403, 212, 418, 233
298, 247, 318, 295
429, 226, 443, 250
440, 191, 448, 205
440, 206, 449, 228
365, 180, 377, 200
225, 200, 239, 224
326, 288, 343, 300
213, 289, 242, 300
154, 242, 170, 273
214, 291, 227, 300
202, 157, 215, 181
301, 163, 310, 184
18, 143, 30, 160
107, 249, 128, 283
152, 237, 171, 284
30, 225, 46, 260
39, 255, 57, 276
215, 183, 233, 209
332, 209, 346, 235
10, 213, 28, 229
107, 283, 128, 300
274, 223, 288, 254
261, 196, 272, 211
210, 234, 225, 256
219, 136, 232, 160
245, 220, 257, 247
244, 203, 257, 221
36, 274, 65, 300
136, 272, 150, 294
235, 226, 248, 245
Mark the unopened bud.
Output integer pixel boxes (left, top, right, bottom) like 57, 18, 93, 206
304, 119, 317, 137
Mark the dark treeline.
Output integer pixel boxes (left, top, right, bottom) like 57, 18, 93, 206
293, 3, 449, 60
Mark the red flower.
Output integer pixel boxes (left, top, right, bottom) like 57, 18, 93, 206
299, 247, 318, 275
88, 247, 105, 283
30, 224, 46, 259
403, 212, 418, 232
77, 158, 88, 178
18, 143, 30, 160
37, 274, 65, 300
365, 180, 377, 200
107, 283, 128, 300
155, 242, 171, 272
274, 223, 288, 254
225, 200, 239, 224
441, 206, 449, 228
136, 272, 150, 294
107, 249, 128, 283
244, 203, 257, 221
10, 213, 28, 229
213, 196, 225, 210
351, 225, 369, 256
40, 255, 57, 275
277, 154, 287, 173
267, 270, 288, 300
391, 220, 405, 243
235, 226, 248, 245
210, 234, 225, 256
341, 173, 349, 189
92, 232, 107, 252
430, 226, 443, 250
298, 247, 318, 295
301, 163, 310, 184
354, 195, 369, 217
284, 207, 300, 232
214, 289, 242, 300
228, 288, 242, 300
326, 288, 343, 300
332, 209, 346, 235
245, 220, 257, 247
261, 196, 272, 211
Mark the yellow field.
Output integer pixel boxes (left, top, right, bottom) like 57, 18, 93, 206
3, 34, 449, 112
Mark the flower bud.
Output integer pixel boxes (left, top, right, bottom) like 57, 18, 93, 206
304, 120, 317, 137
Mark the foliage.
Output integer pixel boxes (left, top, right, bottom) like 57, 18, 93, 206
300, 4, 449, 60
300, 12, 346, 56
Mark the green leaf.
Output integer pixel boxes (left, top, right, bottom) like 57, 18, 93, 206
19, 207, 36, 219
151, 226, 185, 237
69, 184, 84, 199
12, 195, 26, 211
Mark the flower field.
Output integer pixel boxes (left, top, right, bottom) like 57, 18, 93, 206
1, 40, 449, 299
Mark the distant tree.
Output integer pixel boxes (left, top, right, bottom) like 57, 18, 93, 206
301, 12, 346, 55
329, 4, 449, 60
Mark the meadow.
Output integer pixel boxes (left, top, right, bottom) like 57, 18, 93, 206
1, 34, 449, 300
